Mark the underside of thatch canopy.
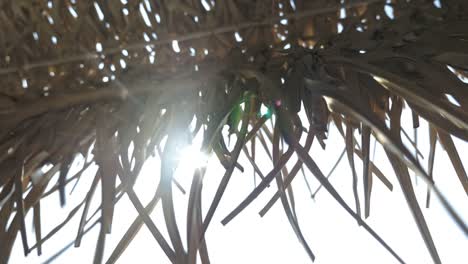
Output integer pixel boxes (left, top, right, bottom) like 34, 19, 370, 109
1, 0, 467, 263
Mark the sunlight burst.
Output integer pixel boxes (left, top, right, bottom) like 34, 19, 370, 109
175, 145, 209, 178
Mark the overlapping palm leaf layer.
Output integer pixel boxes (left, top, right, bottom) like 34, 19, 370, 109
0, 0, 467, 263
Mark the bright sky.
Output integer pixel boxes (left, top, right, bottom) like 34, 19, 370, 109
10, 106, 468, 264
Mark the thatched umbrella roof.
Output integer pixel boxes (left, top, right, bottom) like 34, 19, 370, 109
1, 0, 467, 263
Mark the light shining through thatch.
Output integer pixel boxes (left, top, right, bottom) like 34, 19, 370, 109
0, 0, 467, 263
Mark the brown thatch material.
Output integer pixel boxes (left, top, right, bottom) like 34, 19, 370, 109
1, 0, 467, 263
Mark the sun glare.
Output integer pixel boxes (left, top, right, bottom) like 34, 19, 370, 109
174, 145, 209, 179
174, 129, 208, 178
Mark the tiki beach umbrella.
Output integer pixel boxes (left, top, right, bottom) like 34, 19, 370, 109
0, 0, 467, 263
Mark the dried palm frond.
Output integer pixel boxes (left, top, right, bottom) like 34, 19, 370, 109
0, 0, 467, 263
